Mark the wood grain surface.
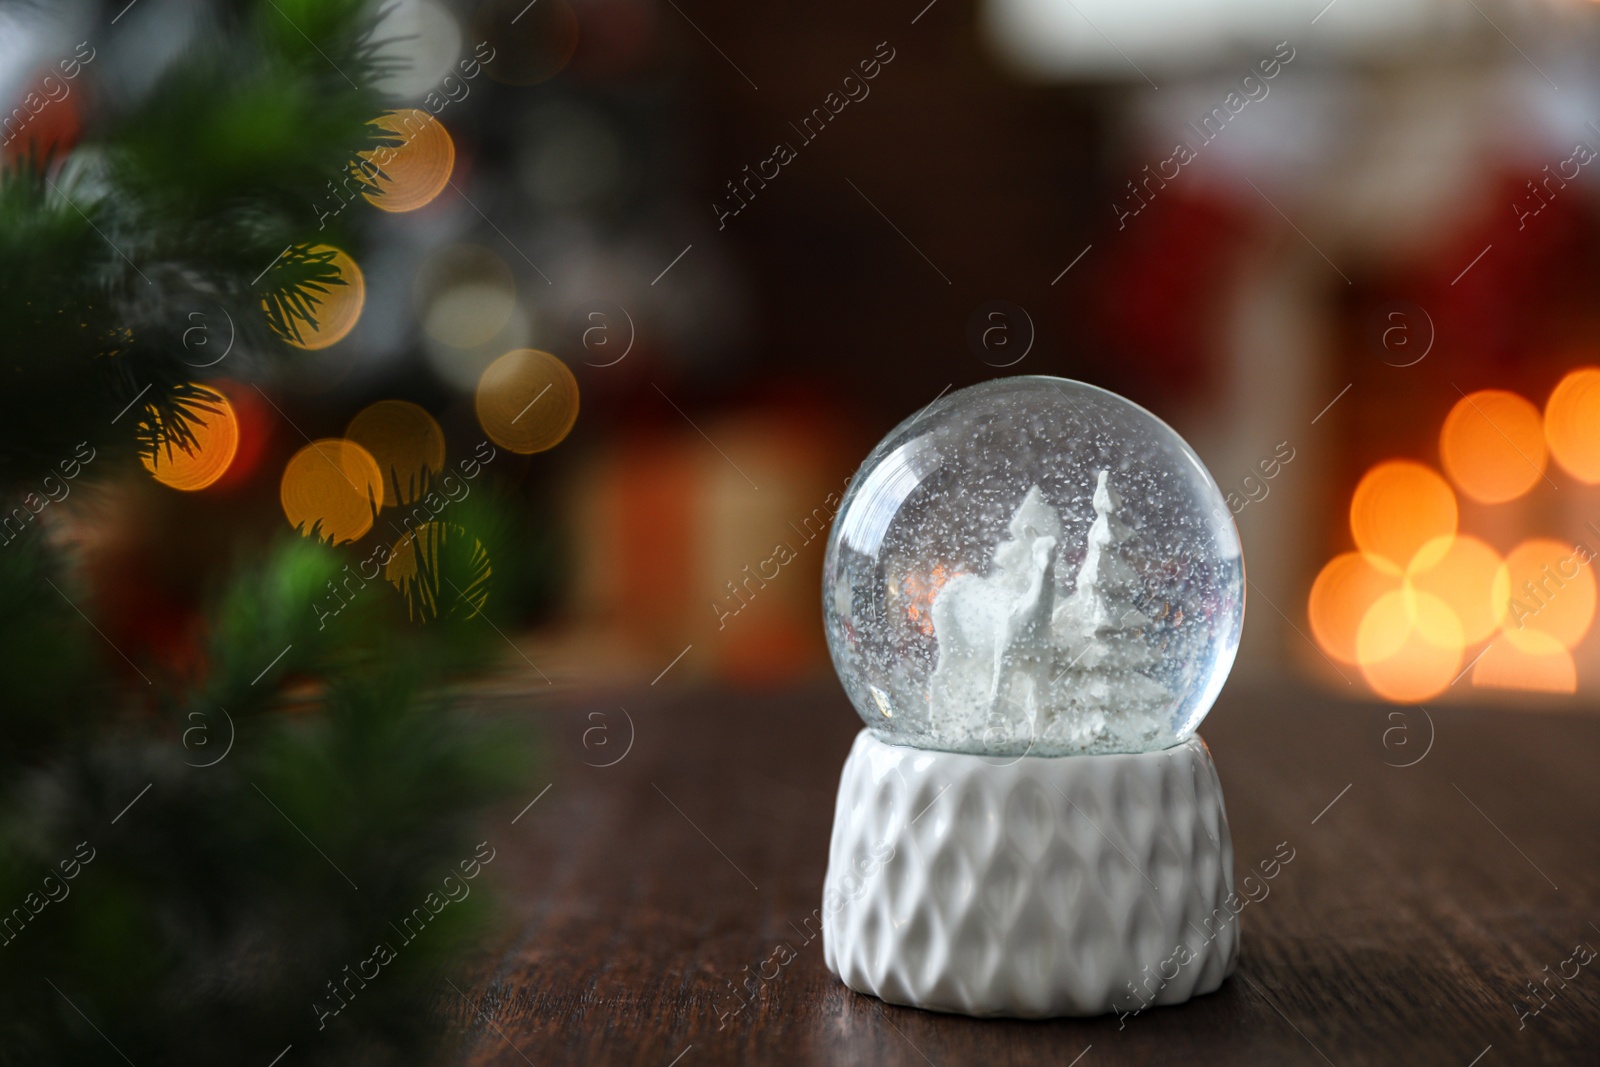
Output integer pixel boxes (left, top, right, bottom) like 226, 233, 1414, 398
453, 679, 1600, 1065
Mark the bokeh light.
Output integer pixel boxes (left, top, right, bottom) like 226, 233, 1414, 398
423, 306, 532, 394
1472, 629, 1577, 694
140, 388, 240, 492
1406, 534, 1506, 644
1544, 367, 1600, 483
1309, 551, 1400, 665
415, 244, 517, 348
473, 0, 581, 85
345, 400, 446, 507
1350, 460, 1457, 570
371, 0, 462, 98
414, 244, 528, 391
385, 522, 491, 621
1498, 538, 1596, 650
424, 283, 518, 350
208, 384, 273, 492
5, 69, 83, 162
1439, 389, 1547, 503
280, 439, 383, 544
475, 348, 580, 454
1356, 588, 1463, 703
284, 246, 365, 351
1311, 533, 1510, 697
361, 109, 455, 214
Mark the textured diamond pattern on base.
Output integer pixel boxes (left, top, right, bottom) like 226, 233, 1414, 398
822, 730, 1238, 1018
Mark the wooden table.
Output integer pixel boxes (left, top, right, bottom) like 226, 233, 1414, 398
458, 679, 1600, 1065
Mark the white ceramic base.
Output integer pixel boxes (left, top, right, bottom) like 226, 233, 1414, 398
821, 730, 1238, 1018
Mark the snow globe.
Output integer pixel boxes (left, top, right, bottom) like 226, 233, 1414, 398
819, 376, 1244, 1018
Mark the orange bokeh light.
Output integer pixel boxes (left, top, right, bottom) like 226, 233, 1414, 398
284, 246, 365, 351
141, 388, 240, 492
1472, 630, 1577, 693
1310, 385, 1600, 701
1309, 551, 1400, 665
384, 521, 491, 621
1350, 460, 1457, 571
475, 349, 580, 454
1406, 534, 1506, 644
1497, 538, 1596, 650
345, 399, 446, 508
1311, 535, 1509, 697
1544, 367, 1600, 483
1356, 589, 1463, 703
1439, 389, 1547, 504
361, 110, 455, 214
279, 438, 383, 544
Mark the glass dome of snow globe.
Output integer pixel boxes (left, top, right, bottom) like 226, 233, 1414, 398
822, 376, 1244, 757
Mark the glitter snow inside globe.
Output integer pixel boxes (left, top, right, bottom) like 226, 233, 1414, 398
820, 376, 1246, 1019
822, 375, 1243, 757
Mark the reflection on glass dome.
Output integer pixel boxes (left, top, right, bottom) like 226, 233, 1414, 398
822, 376, 1244, 756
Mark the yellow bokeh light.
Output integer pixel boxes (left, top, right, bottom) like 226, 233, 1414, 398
385, 528, 424, 587
361, 109, 455, 214
1439, 389, 1546, 504
1356, 589, 1463, 703
1544, 367, 1600, 483
1308, 551, 1401, 665
282, 245, 365, 351
385, 522, 491, 621
141, 389, 239, 492
1497, 538, 1596, 650
415, 245, 517, 349
1406, 534, 1506, 644
345, 400, 446, 508
475, 348, 579, 454
1350, 460, 1457, 571
280, 438, 382, 544
1472, 629, 1577, 694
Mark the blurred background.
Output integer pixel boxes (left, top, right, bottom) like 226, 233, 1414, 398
9, 0, 1600, 711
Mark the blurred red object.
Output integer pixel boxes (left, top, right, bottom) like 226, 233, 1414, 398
1, 65, 86, 165
206, 381, 274, 494
1082, 190, 1248, 406
568, 403, 854, 684
568, 0, 658, 81
1395, 170, 1600, 378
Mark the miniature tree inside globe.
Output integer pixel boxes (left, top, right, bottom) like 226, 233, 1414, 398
822, 376, 1243, 756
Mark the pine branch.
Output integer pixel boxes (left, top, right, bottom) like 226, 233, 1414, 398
259, 243, 349, 345
0, 0, 405, 488
0, 3, 543, 1063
